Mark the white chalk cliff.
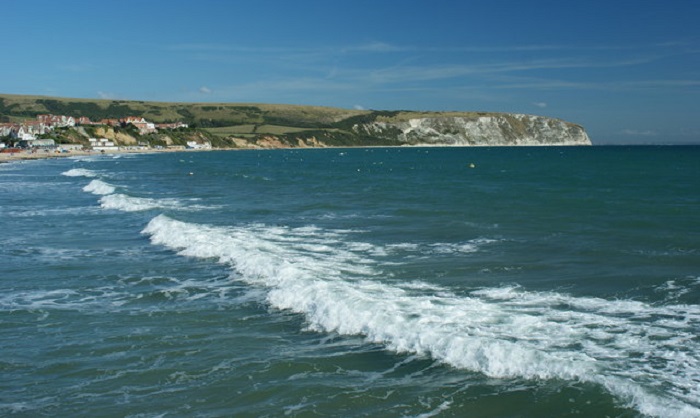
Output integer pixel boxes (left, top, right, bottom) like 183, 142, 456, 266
352, 114, 592, 146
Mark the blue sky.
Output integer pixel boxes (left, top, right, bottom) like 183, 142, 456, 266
3, 0, 699, 144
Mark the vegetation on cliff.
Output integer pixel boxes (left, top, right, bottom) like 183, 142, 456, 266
0, 94, 590, 148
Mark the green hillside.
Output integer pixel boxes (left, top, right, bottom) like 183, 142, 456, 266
0, 94, 416, 147
0, 93, 589, 148
0, 93, 365, 128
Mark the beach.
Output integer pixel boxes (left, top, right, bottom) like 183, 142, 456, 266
0, 147, 214, 163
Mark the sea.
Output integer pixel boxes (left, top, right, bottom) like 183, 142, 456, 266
1, 146, 699, 417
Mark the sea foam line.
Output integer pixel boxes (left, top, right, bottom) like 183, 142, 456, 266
61, 168, 98, 178
99, 194, 182, 212
142, 214, 700, 417
81, 185, 217, 213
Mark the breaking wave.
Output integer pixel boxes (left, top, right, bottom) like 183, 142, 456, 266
83, 179, 116, 195
61, 168, 98, 178
142, 214, 700, 417
68, 173, 217, 213
99, 194, 188, 212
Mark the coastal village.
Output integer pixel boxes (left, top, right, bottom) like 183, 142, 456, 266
0, 114, 211, 154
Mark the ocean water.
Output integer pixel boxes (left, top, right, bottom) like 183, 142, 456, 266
1, 146, 699, 417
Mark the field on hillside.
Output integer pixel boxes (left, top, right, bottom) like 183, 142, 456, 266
0, 94, 367, 128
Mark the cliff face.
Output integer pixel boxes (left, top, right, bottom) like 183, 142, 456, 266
352, 114, 591, 146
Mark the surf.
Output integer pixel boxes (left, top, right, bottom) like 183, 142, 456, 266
141, 214, 700, 417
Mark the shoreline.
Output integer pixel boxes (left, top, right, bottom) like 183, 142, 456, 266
0, 147, 220, 163
1, 143, 668, 164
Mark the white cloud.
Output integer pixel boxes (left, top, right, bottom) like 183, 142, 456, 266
353, 104, 365, 110
199, 86, 212, 94
621, 129, 657, 136
97, 91, 115, 99
350, 42, 403, 53
532, 102, 547, 108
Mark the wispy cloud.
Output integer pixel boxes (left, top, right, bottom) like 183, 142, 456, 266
620, 129, 657, 136
495, 76, 700, 91
162, 38, 696, 107
166, 39, 664, 85
97, 91, 116, 99
346, 42, 405, 53
355, 55, 652, 85
167, 43, 249, 52
621, 79, 700, 88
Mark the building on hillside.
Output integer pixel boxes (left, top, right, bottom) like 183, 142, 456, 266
0, 123, 15, 137
156, 122, 189, 130
22, 121, 50, 135
122, 116, 157, 134
122, 116, 145, 124
1, 122, 50, 140
100, 118, 121, 127
11, 126, 36, 141
98, 116, 158, 134
75, 116, 96, 125
37, 114, 75, 128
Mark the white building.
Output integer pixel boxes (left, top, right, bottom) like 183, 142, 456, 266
37, 114, 75, 128
186, 140, 212, 149
13, 126, 36, 141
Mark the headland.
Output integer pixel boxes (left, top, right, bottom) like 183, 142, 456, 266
0, 93, 592, 152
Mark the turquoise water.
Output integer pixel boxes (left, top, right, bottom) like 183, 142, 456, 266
1, 146, 699, 417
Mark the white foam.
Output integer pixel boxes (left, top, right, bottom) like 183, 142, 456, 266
0, 275, 250, 314
99, 194, 168, 212
142, 215, 700, 417
655, 277, 700, 302
97, 193, 218, 212
98, 194, 216, 212
0, 289, 80, 310
61, 168, 98, 178
386, 238, 498, 256
429, 242, 478, 254
83, 179, 116, 195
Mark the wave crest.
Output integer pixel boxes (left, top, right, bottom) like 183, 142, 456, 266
141, 214, 700, 417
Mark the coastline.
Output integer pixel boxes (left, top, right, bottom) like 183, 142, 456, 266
5, 143, 669, 164
0, 147, 219, 163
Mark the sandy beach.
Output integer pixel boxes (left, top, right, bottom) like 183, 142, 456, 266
0, 147, 216, 163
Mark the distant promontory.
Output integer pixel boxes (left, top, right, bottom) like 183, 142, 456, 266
0, 94, 591, 150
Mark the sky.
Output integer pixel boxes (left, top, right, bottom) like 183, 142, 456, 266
3, 0, 699, 144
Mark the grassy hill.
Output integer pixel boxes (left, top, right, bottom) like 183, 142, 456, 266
0, 93, 588, 148
0, 93, 365, 128
0, 93, 380, 147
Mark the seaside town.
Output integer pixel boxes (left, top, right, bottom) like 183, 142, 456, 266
0, 113, 211, 160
